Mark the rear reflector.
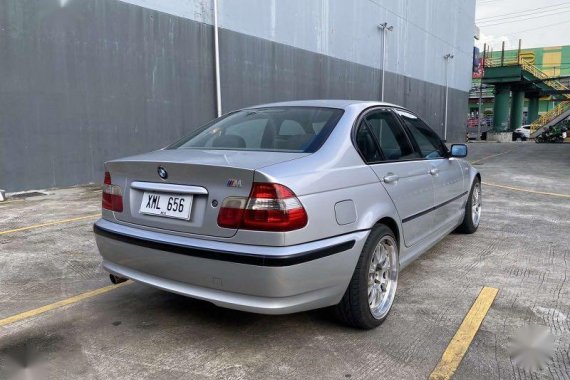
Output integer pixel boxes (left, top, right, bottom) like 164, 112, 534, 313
102, 171, 123, 212
217, 197, 246, 229
217, 183, 307, 232
104, 171, 112, 186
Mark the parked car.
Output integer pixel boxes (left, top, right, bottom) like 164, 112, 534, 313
512, 125, 531, 141
94, 100, 481, 329
466, 118, 489, 140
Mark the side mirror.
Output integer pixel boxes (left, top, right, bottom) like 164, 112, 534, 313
450, 144, 468, 158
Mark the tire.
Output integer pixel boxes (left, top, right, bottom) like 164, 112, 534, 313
456, 178, 481, 234
334, 225, 399, 329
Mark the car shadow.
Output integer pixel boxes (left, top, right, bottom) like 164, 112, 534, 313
130, 286, 347, 333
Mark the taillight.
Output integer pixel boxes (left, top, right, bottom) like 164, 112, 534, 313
217, 183, 308, 231
102, 171, 123, 212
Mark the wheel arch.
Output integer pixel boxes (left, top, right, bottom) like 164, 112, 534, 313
465, 161, 481, 189
374, 217, 401, 249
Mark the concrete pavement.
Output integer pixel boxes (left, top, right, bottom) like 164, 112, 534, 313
1, 142, 569, 379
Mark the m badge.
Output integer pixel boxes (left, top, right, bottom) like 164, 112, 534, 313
226, 179, 242, 188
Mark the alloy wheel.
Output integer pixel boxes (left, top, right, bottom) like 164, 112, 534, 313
472, 182, 482, 227
368, 235, 398, 319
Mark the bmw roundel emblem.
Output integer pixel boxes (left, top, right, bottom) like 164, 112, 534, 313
157, 166, 168, 180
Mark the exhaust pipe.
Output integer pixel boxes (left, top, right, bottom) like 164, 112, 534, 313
109, 274, 128, 284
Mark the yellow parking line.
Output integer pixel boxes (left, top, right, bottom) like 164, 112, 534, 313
0, 281, 132, 328
0, 200, 24, 206
483, 182, 570, 199
470, 149, 514, 165
429, 287, 499, 380
0, 214, 101, 236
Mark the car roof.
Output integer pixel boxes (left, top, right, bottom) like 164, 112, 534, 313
246, 99, 401, 110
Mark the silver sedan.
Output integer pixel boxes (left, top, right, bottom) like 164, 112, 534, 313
94, 100, 481, 329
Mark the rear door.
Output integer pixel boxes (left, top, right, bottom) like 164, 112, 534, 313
396, 110, 466, 231
355, 108, 436, 248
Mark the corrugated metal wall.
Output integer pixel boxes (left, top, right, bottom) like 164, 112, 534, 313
0, 0, 475, 191
0, 0, 216, 191
121, 0, 476, 92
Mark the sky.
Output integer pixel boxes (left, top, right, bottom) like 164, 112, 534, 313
476, 0, 570, 51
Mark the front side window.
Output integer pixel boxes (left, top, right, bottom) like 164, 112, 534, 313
397, 111, 447, 159
168, 107, 344, 153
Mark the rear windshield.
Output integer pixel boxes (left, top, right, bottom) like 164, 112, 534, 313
167, 107, 344, 153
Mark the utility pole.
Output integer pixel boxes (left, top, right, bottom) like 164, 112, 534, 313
378, 22, 393, 102
444, 53, 454, 141
477, 43, 486, 141
213, 0, 222, 117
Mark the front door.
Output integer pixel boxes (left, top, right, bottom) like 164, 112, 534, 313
396, 110, 466, 231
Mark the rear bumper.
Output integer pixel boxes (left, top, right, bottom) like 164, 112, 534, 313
94, 219, 368, 314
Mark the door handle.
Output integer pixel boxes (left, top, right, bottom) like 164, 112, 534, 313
383, 174, 399, 183
429, 168, 440, 176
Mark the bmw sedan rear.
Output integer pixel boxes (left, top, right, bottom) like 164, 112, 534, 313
95, 104, 362, 309
94, 100, 480, 329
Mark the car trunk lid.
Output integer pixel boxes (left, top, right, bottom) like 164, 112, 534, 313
106, 149, 308, 238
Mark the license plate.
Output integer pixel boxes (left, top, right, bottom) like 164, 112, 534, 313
139, 192, 193, 220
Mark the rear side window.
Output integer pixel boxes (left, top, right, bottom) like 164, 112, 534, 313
168, 107, 344, 153
357, 110, 419, 162
355, 121, 382, 163
397, 111, 447, 159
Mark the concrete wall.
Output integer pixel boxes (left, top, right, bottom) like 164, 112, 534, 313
218, 29, 467, 140
0, 0, 475, 192
122, 0, 476, 92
